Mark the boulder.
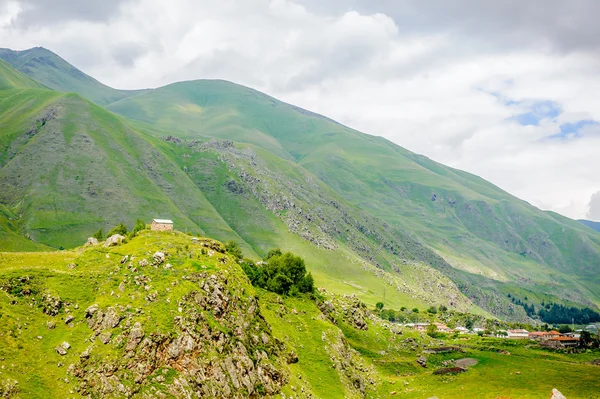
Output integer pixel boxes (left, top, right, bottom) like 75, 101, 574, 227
61, 342, 71, 350
65, 315, 75, 325
551, 388, 567, 399
99, 331, 111, 344
416, 356, 427, 368
153, 252, 165, 265
85, 304, 99, 318
55, 346, 67, 356
84, 237, 99, 246
103, 234, 125, 247
126, 322, 144, 351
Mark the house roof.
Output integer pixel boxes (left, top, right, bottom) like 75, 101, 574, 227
529, 331, 560, 336
508, 329, 528, 333
548, 336, 579, 341
153, 219, 173, 224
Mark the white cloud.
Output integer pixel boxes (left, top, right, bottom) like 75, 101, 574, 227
1, 0, 600, 219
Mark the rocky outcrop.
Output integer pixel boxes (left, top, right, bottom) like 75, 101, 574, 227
0, 379, 19, 398
72, 272, 288, 398
103, 234, 125, 247
85, 237, 99, 246
41, 292, 62, 316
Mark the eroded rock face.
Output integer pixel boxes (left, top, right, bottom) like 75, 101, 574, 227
85, 237, 99, 246
73, 273, 288, 398
103, 234, 125, 247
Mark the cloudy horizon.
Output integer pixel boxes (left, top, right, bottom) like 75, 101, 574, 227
2, 0, 600, 221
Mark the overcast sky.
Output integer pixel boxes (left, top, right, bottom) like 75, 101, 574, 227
2, 0, 600, 220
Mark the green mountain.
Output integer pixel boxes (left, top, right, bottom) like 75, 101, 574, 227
0, 47, 144, 105
0, 48, 599, 322
579, 219, 600, 232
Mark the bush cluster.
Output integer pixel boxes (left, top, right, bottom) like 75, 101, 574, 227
237, 247, 314, 296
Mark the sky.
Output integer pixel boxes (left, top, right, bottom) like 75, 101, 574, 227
1, 0, 600, 220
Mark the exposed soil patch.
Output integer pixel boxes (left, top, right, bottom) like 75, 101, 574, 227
433, 367, 466, 375
455, 358, 478, 368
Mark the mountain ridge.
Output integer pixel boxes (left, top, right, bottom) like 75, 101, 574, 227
0, 47, 598, 321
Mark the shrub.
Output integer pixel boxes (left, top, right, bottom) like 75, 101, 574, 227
225, 241, 243, 260
426, 323, 438, 337
427, 306, 438, 314
132, 219, 146, 236
241, 250, 314, 296
376, 302, 384, 311
107, 222, 128, 237
92, 228, 104, 240
412, 308, 419, 313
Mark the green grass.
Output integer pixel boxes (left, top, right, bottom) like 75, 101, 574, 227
0, 50, 599, 321
1, 231, 599, 398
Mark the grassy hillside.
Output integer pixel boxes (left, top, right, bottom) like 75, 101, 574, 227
579, 219, 600, 232
1, 50, 599, 320
0, 48, 142, 105
0, 59, 45, 90
107, 79, 600, 311
0, 231, 598, 398
0, 63, 480, 315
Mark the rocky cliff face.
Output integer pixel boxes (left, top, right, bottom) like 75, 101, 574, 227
66, 239, 289, 398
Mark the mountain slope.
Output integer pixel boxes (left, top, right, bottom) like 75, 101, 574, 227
107, 79, 600, 310
579, 219, 600, 232
1, 50, 599, 319
0, 61, 479, 314
0, 59, 45, 90
0, 47, 142, 105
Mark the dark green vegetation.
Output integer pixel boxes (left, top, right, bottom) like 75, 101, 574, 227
241, 249, 315, 296
0, 231, 598, 398
0, 47, 599, 323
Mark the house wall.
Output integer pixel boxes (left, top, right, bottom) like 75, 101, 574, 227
151, 222, 173, 231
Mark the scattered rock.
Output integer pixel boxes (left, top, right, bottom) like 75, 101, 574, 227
153, 252, 165, 265
67, 263, 76, 270
138, 259, 149, 267
287, 351, 299, 364
126, 322, 144, 351
85, 304, 99, 318
46, 320, 56, 330
55, 346, 67, 356
84, 237, 99, 246
103, 234, 125, 247
99, 331, 111, 344
65, 315, 75, 325
41, 293, 62, 316
120, 255, 129, 264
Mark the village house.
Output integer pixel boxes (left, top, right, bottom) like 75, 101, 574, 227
454, 326, 470, 334
434, 322, 452, 333
151, 219, 174, 231
507, 329, 529, 339
542, 336, 580, 349
528, 330, 561, 341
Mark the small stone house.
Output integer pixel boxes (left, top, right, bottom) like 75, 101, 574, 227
507, 329, 529, 339
151, 219, 173, 231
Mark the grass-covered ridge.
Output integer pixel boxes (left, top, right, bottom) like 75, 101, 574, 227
0, 49, 599, 322
0, 231, 598, 398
